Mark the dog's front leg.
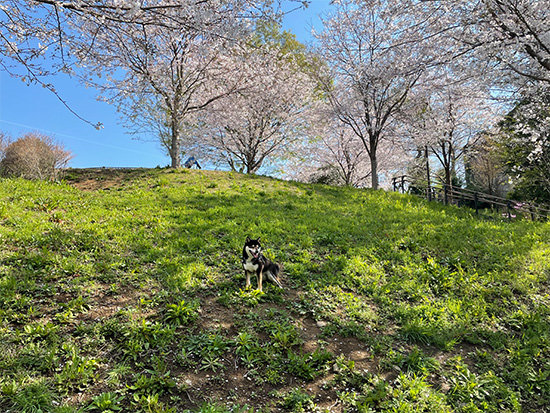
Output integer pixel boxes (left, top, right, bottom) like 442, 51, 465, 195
257, 265, 264, 292
245, 271, 251, 288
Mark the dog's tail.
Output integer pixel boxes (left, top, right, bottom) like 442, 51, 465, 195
267, 263, 283, 289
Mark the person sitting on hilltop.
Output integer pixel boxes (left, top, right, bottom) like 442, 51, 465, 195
184, 156, 201, 169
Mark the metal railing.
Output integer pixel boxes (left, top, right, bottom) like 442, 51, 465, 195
391, 175, 550, 221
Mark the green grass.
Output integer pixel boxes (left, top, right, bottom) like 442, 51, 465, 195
0, 168, 549, 412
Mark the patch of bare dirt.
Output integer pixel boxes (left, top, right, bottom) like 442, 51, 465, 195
71, 178, 122, 191
169, 288, 385, 411
63, 168, 150, 191
197, 295, 238, 334
79, 286, 143, 321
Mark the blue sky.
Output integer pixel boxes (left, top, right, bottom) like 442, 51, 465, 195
0, 0, 332, 168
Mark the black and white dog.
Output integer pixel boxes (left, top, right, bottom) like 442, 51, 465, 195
242, 237, 283, 291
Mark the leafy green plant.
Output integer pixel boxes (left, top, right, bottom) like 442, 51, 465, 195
200, 355, 225, 372
121, 339, 145, 361
62, 295, 90, 313
163, 299, 199, 326
286, 348, 333, 381
18, 342, 59, 373
121, 319, 176, 354
132, 393, 175, 413
235, 288, 265, 307
183, 331, 232, 360
106, 363, 132, 386
382, 373, 450, 413
381, 347, 440, 375
271, 324, 300, 349
88, 392, 124, 412
55, 353, 99, 393
280, 388, 317, 412
128, 372, 176, 397
234, 331, 258, 356
22, 321, 60, 343
446, 359, 521, 413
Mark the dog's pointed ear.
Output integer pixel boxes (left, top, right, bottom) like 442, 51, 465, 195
256, 237, 261, 242
246, 236, 251, 242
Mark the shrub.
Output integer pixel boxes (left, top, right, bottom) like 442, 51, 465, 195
0, 132, 72, 180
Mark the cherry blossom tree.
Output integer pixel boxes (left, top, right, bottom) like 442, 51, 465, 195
74, 18, 248, 168
314, 0, 444, 189
485, 0, 550, 83
403, 78, 502, 192
416, 1, 550, 200
0, 0, 275, 78
443, 0, 550, 85
200, 25, 317, 174
284, 105, 410, 188
311, 126, 371, 187
304, 128, 409, 188
286, 112, 371, 187
1, 0, 274, 128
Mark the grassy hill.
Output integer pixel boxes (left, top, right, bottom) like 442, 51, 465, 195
0, 168, 549, 412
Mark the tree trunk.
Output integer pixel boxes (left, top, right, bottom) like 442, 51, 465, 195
245, 151, 261, 174
369, 151, 379, 190
170, 119, 181, 168
444, 165, 452, 204
246, 163, 260, 174
444, 161, 452, 190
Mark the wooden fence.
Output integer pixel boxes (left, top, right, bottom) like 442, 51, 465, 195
391, 175, 550, 221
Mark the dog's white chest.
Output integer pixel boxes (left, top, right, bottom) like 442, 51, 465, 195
243, 260, 258, 272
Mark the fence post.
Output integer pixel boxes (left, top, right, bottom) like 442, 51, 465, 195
507, 200, 512, 220
474, 192, 479, 215
530, 204, 535, 221
444, 185, 448, 205
425, 146, 431, 200
401, 175, 405, 194
392, 177, 397, 192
